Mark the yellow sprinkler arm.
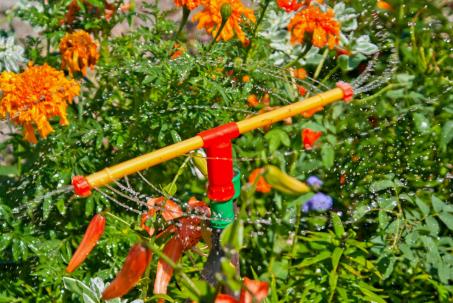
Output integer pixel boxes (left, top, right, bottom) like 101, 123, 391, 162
72, 82, 353, 197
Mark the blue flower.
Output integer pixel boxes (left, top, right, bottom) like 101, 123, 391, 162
302, 193, 333, 212
306, 176, 323, 190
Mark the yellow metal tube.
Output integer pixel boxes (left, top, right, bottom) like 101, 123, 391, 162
86, 136, 204, 188
237, 88, 344, 134
81, 87, 345, 190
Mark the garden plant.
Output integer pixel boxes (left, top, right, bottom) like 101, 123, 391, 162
0, 0, 452, 302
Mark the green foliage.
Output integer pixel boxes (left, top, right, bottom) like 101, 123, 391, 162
0, 0, 452, 302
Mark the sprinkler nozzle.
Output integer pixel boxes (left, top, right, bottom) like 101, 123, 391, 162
336, 81, 354, 102
72, 176, 92, 197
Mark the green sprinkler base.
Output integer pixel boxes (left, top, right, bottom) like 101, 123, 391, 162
210, 171, 240, 229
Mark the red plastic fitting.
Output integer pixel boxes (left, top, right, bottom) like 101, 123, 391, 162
198, 122, 240, 202
336, 81, 354, 103
72, 176, 92, 197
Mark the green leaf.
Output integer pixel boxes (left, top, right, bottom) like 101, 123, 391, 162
413, 113, 430, 133
431, 196, 445, 213
331, 247, 344, 272
382, 257, 395, 280
85, 197, 94, 217
331, 212, 345, 238
56, 198, 66, 216
43, 198, 52, 220
439, 213, 453, 231
85, 0, 104, 7
338, 55, 349, 71
270, 275, 278, 303
0, 234, 11, 252
63, 277, 98, 302
265, 129, 289, 153
438, 262, 451, 284
296, 251, 331, 267
272, 259, 289, 280
220, 220, 244, 252
163, 183, 177, 196
0, 165, 19, 176
440, 121, 453, 151
425, 216, 440, 236
358, 287, 386, 303
415, 197, 430, 216
321, 144, 334, 169
12, 240, 20, 261
82, 293, 98, 303
370, 180, 394, 192
328, 271, 338, 302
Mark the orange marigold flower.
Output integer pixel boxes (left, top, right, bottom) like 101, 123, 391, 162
193, 0, 256, 44
60, 30, 99, 76
293, 67, 307, 79
247, 94, 259, 107
276, 0, 302, 12
288, 5, 340, 49
248, 168, 272, 193
0, 64, 80, 144
174, 0, 201, 10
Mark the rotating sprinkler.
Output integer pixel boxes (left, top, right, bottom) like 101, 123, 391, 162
71, 81, 353, 286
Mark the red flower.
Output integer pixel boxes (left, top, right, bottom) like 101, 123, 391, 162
102, 244, 152, 300
297, 85, 307, 96
302, 128, 322, 149
276, 0, 302, 12
215, 278, 269, 303
248, 168, 272, 193
66, 214, 106, 273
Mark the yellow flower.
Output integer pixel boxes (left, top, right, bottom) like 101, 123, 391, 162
174, 0, 201, 10
60, 30, 99, 76
193, 0, 256, 44
0, 64, 80, 143
288, 5, 340, 49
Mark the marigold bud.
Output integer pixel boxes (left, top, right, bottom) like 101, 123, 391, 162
220, 3, 232, 21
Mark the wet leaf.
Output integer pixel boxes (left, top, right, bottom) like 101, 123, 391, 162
370, 180, 394, 192
321, 144, 334, 169
415, 197, 430, 216
438, 213, 453, 231
296, 251, 331, 267
331, 212, 345, 238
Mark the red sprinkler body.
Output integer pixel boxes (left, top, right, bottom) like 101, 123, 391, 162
198, 122, 240, 202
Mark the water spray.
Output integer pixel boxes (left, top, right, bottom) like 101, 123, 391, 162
71, 81, 353, 285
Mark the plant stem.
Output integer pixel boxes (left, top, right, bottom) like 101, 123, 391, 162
313, 48, 329, 80
283, 46, 311, 68
354, 83, 405, 105
207, 19, 228, 51
321, 64, 339, 84
167, 156, 191, 195
104, 211, 134, 228
244, 0, 271, 62
290, 206, 303, 258
174, 6, 191, 41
